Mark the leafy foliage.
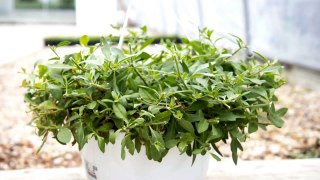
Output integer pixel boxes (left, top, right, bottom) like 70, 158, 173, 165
22, 27, 287, 164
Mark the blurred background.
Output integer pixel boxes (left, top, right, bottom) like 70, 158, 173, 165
0, 0, 319, 171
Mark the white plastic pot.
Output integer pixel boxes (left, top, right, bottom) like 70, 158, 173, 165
81, 137, 209, 180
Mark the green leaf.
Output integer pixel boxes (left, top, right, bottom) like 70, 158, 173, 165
111, 48, 125, 61
250, 87, 268, 99
248, 122, 258, 133
57, 128, 72, 144
208, 126, 223, 140
219, 112, 243, 121
86, 101, 97, 109
38, 65, 48, 78
109, 130, 120, 144
57, 41, 71, 47
75, 122, 85, 150
49, 57, 60, 61
140, 25, 147, 33
140, 38, 154, 50
150, 144, 161, 161
101, 99, 114, 103
231, 139, 238, 165
150, 127, 165, 152
269, 112, 284, 128
136, 52, 151, 60
101, 40, 111, 58
121, 138, 126, 160
178, 141, 188, 152
138, 88, 158, 102
196, 111, 209, 133
21, 67, 26, 73
111, 91, 118, 100
129, 118, 144, 128
181, 60, 189, 73
37, 100, 60, 111
276, 108, 288, 117
225, 91, 239, 101
193, 63, 209, 74
181, 37, 189, 44
148, 105, 162, 114
125, 135, 135, 155
139, 110, 155, 118
192, 148, 203, 154
270, 103, 276, 113
145, 143, 152, 160
46, 82, 61, 90
210, 153, 221, 161
248, 78, 266, 85
49, 73, 64, 85
177, 119, 195, 134
97, 123, 113, 133
80, 35, 89, 46
211, 143, 223, 156
165, 139, 178, 149
189, 40, 205, 54
97, 136, 105, 153
79, 106, 85, 116
67, 114, 79, 123
164, 120, 176, 141
113, 103, 128, 122
262, 65, 281, 74
253, 51, 268, 62
135, 137, 142, 153
237, 132, 246, 142
152, 111, 171, 125
234, 138, 243, 151
21, 79, 27, 88
138, 127, 150, 142
186, 100, 208, 111
46, 64, 74, 70
197, 119, 209, 133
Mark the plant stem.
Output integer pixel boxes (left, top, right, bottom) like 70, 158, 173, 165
36, 131, 48, 153
231, 103, 269, 110
49, 46, 60, 59
251, 64, 270, 76
70, 57, 84, 71
232, 47, 245, 56
129, 44, 148, 86
132, 66, 148, 86
173, 54, 188, 89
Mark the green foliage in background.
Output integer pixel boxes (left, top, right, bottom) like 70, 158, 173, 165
44, 35, 181, 47
21, 27, 287, 164
289, 147, 320, 159
16, 0, 74, 9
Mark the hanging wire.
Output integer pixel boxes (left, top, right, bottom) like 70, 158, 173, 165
243, 0, 251, 58
118, 0, 132, 49
174, 13, 192, 40
173, 0, 203, 41
197, 0, 204, 29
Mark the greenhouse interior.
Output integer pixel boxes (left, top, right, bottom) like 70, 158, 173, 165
0, 0, 319, 179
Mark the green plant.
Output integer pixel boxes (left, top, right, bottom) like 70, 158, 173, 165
289, 146, 320, 159
21, 27, 287, 164
44, 35, 181, 46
